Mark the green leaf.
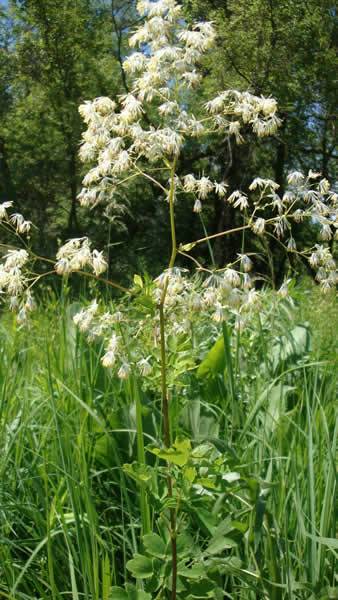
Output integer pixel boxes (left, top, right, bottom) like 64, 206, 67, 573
231, 520, 248, 534
222, 472, 241, 483
110, 587, 128, 600
143, 533, 167, 558
206, 536, 238, 555
174, 436, 191, 453
193, 508, 217, 534
137, 295, 155, 310
306, 534, 338, 550
125, 584, 152, 600
188, 578, 215, 596
126, 555, 154, 579
183, 465, 197, 483
123, 462, 153, 485
270, 324, 311, 372
197, 336, 225, 379
191, 443, 213, 459
178, 563, 206, 579
196, 477, 217, 489
133, 274, 143, 288
206, 556, 242, 574
149, 445, 190, 467
179, 242, 196, 252
177, 532, 195, 557
102, 554, 111, 600
264, 383, 295, 434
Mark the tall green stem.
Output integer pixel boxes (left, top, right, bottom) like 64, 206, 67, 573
134, 378, 151, 536
199, 213, 215, 268
120, 324, 151, 538
159, 304, 170, 449
222, 322, 239, 432
168, 159, 177, 269
159, 159, 177, 600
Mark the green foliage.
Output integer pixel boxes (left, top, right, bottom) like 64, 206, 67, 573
0, 287, 336, 598
196, 336, 225, 378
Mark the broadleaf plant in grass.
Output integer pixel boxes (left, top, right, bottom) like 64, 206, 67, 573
0, 0, 337, 598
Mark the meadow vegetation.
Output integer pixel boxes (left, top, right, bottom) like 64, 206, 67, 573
0, 284, 337, 599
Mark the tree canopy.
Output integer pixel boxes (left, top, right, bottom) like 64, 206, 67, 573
0, 0, 336, 281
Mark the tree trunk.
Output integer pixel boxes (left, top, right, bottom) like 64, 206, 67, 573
66, 147, 79, 236
0, 137, 16, 204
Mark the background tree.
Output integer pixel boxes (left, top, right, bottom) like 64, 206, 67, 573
0, 0, 336, 282
181, 0, 337, 277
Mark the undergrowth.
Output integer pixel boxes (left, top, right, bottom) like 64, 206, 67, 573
0, 286, 336, 600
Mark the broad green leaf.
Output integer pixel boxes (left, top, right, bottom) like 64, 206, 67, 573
263, 383, 295, 435
214, 517, 233, 537
206, 556, 242, 574
167, 574, 187, 593
149, 446, 189, 467
194, 508, 217, 534
191, 443, 213, 459
177, 532, 195, 557
173, 436, 191, 453
206, 536, 238, 555
143, 533, 167, 558
137, 295, 155, 310
231, 520, 249, 534
126, 555, 153, 579
196, 477, 217, 489
178, 563, 206, 579
270, 324, 310, 372
183, 466, 197, 483
196, 336, 225, 378
188, 578, 215, 596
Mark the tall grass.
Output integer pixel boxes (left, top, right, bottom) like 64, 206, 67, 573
0, 286, 336, 599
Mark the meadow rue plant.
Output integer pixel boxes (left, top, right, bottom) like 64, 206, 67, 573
0, 1, 337, 597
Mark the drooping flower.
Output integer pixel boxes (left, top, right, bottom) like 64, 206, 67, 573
137, 358, 152, 376
92, 250, 107, 276
118, 362, 131, 380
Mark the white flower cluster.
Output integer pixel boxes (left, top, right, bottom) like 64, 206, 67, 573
0, 249, 29, 297
0, 201, 32, 234
71, 262, 264, 381
237, 169, 337, 290
0, 249, 35, 319
152, 263, 260, 335
0, 202, 109, 318
309, 245, 337, 293
76, 0, 281, 212
72, 164, 337, 373
2, 0, 334, 342
205, 90, 281, 139
180, 175, 227, 212
55, 238, 107, 277
0, 201, 35, 317
73, 300, 100, 334
72, 301, 153, 379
